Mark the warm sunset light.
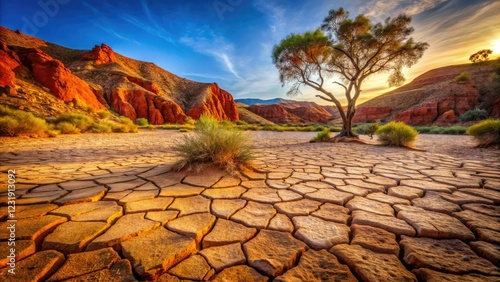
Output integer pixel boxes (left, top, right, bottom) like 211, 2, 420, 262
492, 38, 500, 56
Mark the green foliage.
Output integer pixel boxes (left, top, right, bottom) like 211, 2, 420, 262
135, 118, 149, 126
184, 116, 196, 126
455, 71, 470, 83
272, 7, 428, 134
313, 128, 331, 141
376, 121, 418, 147
355, 123, 380, 136
459, 109, 489, 121
90, 122, 113, 133
0, 106, 50, 137
97, 110, 112, 119
54, 113, 94, 131
147, 124, 157, 131
469, 49, 493, 63
174, 114, 254, 173
467, 119, 500, 148
414, 126, 467, 135
56, 122, 80, 134
235, 120, 248, 126
113, 117, 138, 133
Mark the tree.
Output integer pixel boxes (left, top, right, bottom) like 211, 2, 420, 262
469, 49, 493, 64
272, 8, 428, 138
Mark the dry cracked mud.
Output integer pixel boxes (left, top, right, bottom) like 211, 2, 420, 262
1, 131, 499, 281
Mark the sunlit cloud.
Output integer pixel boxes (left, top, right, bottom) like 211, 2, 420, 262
360, 0, 448, 21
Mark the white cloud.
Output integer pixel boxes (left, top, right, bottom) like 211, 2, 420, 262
180, 28, 242, 79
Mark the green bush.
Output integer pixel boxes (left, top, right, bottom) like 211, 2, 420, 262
376, 121, 418, 147
455, 71, 470, 83
185, 116, 196, 126
90, 122, 113, 133
0, 106, 50, 137
355, 123, 380, 137
54, 113, 94, 132
467, 119, 500, 148
113, 117, 138, 133
96, 110, 111, 119
174, 114, 254, 173
313, 128, 331, 141
56, 122, 80, 134
136, 118, 149, 126
147, 124, 157, 131
459, 109, 489, 121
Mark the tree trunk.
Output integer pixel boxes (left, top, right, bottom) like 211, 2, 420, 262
334, 102, 358, 138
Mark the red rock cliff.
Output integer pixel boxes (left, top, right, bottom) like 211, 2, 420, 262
187, 83, 239, 121
248, 104, 302, 124
0, 41, 21, 89
22, 48, 105, 110
106, 86, 186, 125
352, 107, 392, 123
81, 44, 116, 65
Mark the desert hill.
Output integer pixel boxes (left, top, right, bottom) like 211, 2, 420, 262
0, 26, 238, 124
235, 98, 341, 124
353, 63, 500, 125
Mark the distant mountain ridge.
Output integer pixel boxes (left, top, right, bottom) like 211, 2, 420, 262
0, 26, 239, 124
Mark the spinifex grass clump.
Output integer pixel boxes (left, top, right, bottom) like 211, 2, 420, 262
312, 128, 330, 141
355, 123, 379, 138
174, 114, 254, 173
54, 113, 94, 132
135, 118, 148, 126
0, 105, 50, 137
376, 121, 418, 147
467, 119, 500, 148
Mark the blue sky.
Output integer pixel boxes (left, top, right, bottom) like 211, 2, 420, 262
1, 0, 499, 104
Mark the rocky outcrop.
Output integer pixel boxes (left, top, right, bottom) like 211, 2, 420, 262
0, 41, 21, 89
107, 88, 186, 125
22, 48, 104, 110
395, 101, 439, 125
187, 83, 239, 121
248, 104, 302, 124
435, 110, 458, 125
287, 106, 333, 123
126, 76, 160, 95
81, 44, 116, 65
353, 107, 392, 123
395, 84, 479, 125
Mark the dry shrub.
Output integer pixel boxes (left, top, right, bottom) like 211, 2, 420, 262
376, 121, 418, 147
174, 114, 254, 173
467, 119, 500, 148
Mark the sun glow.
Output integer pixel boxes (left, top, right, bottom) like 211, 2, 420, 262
492, 38, 500, 56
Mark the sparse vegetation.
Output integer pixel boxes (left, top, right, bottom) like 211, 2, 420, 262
0, 106, 50, 137
97, 110, 112, 119
147, 124, 157, 131
56, 122, 80, 134
467, 119, 500, 148
90, 122, 113, 133
459, 109, 489, 121
174, 114, 254, 173
355, 123, 379, 138
54, 113, 94, 132
455, 71, 470, 83
136, 118, 149, 126
313, 128, 331, 141
376, 121, 418, 147
112, 117, 138, 133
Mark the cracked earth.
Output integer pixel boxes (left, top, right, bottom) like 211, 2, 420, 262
0, 131, 499, 281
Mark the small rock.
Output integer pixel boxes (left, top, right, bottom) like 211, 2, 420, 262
166, 213, 216, 242
42, 221, 110, 254
293, 216, 350, 249
203, 218, 257, 248
211, 199, 246, 219
268, 213, 294, 232
199, 243, 246, 271
231, 201, 276, 228
168, 195, 210, 216
351, 224, 400, 255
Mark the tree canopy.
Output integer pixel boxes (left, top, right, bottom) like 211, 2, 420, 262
469, 49, 493, 63
272, 8, 428, 138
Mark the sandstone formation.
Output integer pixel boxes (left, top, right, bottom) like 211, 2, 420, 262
81, 44, 116, 65
352, 106, 392, 123
0, 41, 21, 90
0, 27, 239, 123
